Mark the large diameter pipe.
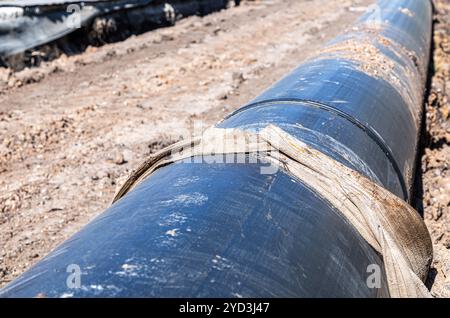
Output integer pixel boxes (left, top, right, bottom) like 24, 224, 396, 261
0, 0, 432, 297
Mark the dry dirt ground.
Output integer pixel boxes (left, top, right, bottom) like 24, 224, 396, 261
0, 0, 448, 298
420, 0, 450, 299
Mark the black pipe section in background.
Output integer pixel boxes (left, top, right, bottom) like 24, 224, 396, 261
0, 0, 230, 69
0, 0, 432, 297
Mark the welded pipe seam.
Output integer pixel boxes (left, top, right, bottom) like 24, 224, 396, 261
220, 98, 409, 200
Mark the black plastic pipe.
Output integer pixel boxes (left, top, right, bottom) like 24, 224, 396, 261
0, 0, 229, 61
0, 0, 432, 297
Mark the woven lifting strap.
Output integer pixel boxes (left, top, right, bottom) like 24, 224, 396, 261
113, 124, 433, 298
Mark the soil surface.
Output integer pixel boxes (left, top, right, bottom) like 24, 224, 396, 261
420, 0, 450, 299
0, 0, 448, 298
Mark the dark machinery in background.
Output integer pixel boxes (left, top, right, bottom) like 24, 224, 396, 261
0, 0, 433, 297
0, 0, 230, 69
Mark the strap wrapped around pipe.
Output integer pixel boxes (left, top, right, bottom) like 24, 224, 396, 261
112, 124, 432, 297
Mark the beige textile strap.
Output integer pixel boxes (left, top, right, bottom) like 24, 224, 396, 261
113, 124, 433, 298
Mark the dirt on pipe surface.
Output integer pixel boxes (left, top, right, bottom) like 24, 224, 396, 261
0, 0, 448, 298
